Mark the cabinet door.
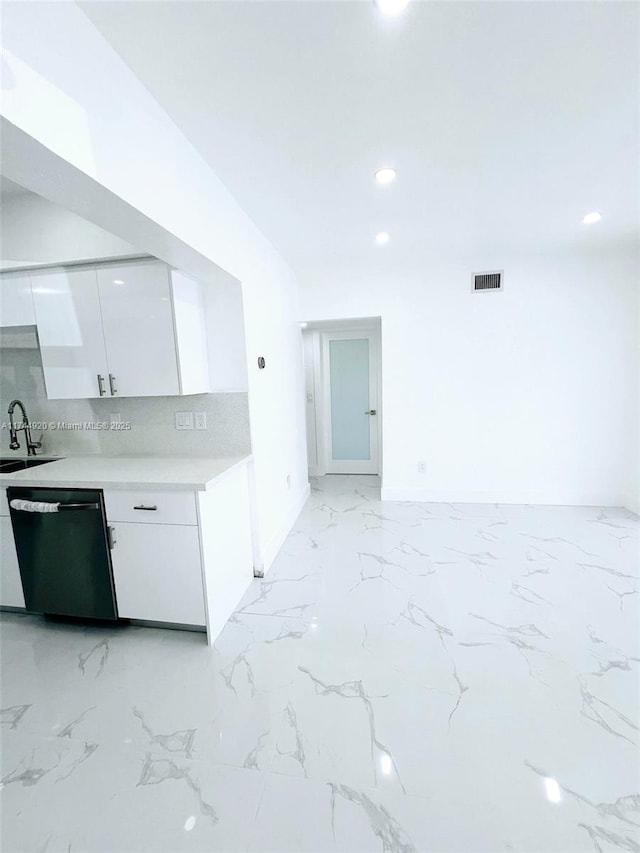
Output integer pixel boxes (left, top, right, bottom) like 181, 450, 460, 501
0, 273, 35, 327
0, 516, 25, 609
96, 261, 180, 397
31, 268, 109, 400
110, 522, 205, 625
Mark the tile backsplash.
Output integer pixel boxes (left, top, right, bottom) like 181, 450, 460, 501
0, 342, 251, 458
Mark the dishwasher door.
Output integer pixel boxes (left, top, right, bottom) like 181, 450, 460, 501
7, 487, 118, 620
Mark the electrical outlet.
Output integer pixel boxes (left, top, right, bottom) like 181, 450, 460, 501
110, 413, 122, 427
417, 461, 427, 474
175, 412, 194, 430
194, 412, 207, 430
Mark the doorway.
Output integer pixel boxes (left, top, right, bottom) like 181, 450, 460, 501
302, 319, 381, 476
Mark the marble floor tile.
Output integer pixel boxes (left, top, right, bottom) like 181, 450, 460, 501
1, 731, 266, 852
2, 475, 639, 852
249, 768, 611, 853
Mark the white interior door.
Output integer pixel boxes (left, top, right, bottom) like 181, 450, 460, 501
322, 330, 379, 474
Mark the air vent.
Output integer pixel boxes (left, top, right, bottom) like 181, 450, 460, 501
472, 271, 503, 292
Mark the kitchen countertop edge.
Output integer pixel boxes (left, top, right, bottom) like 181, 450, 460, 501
0, 455, 253, 492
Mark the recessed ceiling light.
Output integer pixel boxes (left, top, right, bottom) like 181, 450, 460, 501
374, 0, 410, 16
376, 232, 390, 245
582, 211, 602, 225
375, 167, 397, 185
299, 322, 308, 329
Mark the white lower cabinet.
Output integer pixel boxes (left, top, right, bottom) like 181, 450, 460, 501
0, 515, 25, 609
109, 522, 205, 626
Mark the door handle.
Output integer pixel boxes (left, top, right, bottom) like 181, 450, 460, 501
97, 374, 106, 396
107, 525, 116, 549
133, 505, 158, 511
365, 410, 377, 416
109, 374, 118, 395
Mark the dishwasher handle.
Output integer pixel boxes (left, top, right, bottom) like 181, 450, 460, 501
10, 498, 99, 513
58, 502, 101, 511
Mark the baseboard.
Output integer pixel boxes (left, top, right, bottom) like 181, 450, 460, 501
261, 482, 311, 576
128, 619, 206, 634
381, 486, 633, 508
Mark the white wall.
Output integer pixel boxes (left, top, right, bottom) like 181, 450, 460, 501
1, 1, 309, 570
302, 333, 319, 473
0, 191, 137, 269
300, 249, 639, 510
632, 269, 640, 515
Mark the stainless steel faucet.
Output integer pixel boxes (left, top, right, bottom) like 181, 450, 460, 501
7, 400, 41, 456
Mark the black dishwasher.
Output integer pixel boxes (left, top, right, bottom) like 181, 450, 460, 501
8, 487, 118, 620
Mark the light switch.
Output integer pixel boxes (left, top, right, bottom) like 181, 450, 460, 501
175, 411, 194, 430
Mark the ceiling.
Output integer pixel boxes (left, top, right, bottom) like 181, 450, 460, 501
80, 1, 638, 278
0, 176, 30, 201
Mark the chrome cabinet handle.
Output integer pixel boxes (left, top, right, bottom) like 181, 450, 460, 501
133, 505, 158, 511
97, 374, 106, 396
107, 525, 116, 549
365, 410, 377, 416
109, 374, 118, 395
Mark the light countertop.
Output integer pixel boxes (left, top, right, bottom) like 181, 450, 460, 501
0, 455, 252, 492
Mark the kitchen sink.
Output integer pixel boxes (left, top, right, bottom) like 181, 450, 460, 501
0, 457, 62, 473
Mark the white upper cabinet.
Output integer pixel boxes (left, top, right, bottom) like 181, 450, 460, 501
0, 273, 36, 327
96, 261, 181, 397
30, 260, 210, 399
31, 267, 110, 400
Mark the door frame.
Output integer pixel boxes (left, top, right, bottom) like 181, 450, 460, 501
303, 322, 382, 477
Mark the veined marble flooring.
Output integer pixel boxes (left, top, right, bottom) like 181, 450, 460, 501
1, 475, 639, 853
